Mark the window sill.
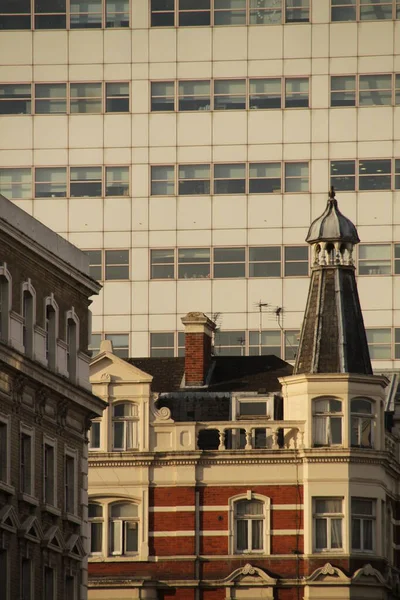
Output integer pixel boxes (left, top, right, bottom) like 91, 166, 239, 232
63, 512, 82, 525
19, 493, 39, 506
89, 554, 142, 563
42, 504, 61, 517
0, 481, 15, 496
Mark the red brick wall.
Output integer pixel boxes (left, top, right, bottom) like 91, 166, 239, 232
185, 332, 212, 386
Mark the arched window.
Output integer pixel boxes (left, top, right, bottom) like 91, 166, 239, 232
0, 274, 10, 341
313, 398, 342, 447
351, 398, 374, 448
233, 498, 266, 554
88, 503, 103, 554
45, 300, 57, 370
112, 403, 139, 451
109, 502, 138, 555
22, 288, 34, 357
66, 311, 79, 381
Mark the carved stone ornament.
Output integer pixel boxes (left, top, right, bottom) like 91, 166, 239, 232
56, 399, 69, 433
11, 373, 26, 413
242, 564, 256, 576
320, 563, 336, 576
101, 373, 111, 382
34, 387, 47, 424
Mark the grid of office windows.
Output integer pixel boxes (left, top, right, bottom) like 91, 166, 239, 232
150, 329, 300, 359
0, 166, 129, 199
0, 1, 129, 30
85, 249, 130, 281
89, 333, 130, 358
330, 159, 400, 191
330, 74, 400, 107
151, 162, 309, 195
0, 82, 129, 114
151, 77, 309, 111
331, 0, 400, 22
151, 1, 310, 27
150, 246, 309, 280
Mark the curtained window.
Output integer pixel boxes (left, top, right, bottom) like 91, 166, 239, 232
110, 503, 139, 555
351, 398, 374, 448
313, 498, 343, 551
234, 499, 265, 553
351, 498, 375, 551
313, 398, 342, 447
112, 403, 139, 451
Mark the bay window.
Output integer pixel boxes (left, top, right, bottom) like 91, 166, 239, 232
351, 398, 374, 448
351, 498, 375, 551
313, 398, 342, 447
313, 498, 343, 551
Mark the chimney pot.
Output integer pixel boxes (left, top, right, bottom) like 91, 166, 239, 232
181, 312, 216, 387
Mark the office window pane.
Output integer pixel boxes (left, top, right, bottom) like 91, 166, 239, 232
249, 0, 282, 24
106, 0, 129, 27
106, 82, 129, 112
359, 74, 392, 106
358, 244, 391, 275
70, 167, 102, 196
86, 250, 102, 280
0, 0, 31, 29
0, 168, 31, 199
179, 164, 210, 194
105, 250, 129, 280
284, 246, 308, 276
395, 244, 400, 275
286, 0, 309, 23
214, 79, 246, 110
214, 331, 245, 356
35, 167, 67, 198
70, 82, 102, 113
151, 0, 175, 26
35, 83, 66, 113
151, 166, 175, 195
151, 81, 175, 111
359, 159, 391, 190
213, 247, 245, 278
105, 333, 129, 358
178, 248, 210, 279
249, 163, 281, 193
214, 0, 246, 26
106, 166, 129, 196
285, 162, 309, 192
249, 246, 281, 277
0, 84, 31, 114
360, 0, 392, 21
330, 160, 356, 191
151, 332, 174, 357
285, 78, 309, 108
151, 249, 175, 279
331, 0, 356, 22
330, 75, 356, 107
366, 328, 391, 359
249, 78, 281, 109
70, 0, 102, 28
178, 80, 210, 111
179, 0, 211, 26
34, 0, 66, 29
249, 330, 281, 357
89, 333, 101, 356
214, 164, 246, 194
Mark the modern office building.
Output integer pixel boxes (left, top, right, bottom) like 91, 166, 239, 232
2, 1, 400, 369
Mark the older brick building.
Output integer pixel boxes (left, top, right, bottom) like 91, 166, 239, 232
88, 193, 400, 599
0, 193, 106, 599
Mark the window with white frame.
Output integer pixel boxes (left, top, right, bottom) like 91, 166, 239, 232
0, 167, 32, 199
351, 398, 374, 448
0, 1, 31, 30
89, 420, 101, 450
112, 403, 139, 451
21, 558, 32, 600
88, 502, 103, 554
20, 428, 33, 495
0, 418, 9, 484
313, 498, 343, 551
214, 0, 246, 25
110, 502, 139, 555
351, 498, 375, 551
44, 566, 55, 600
358, 244, 391, 275
366, 328, 391, 359
313, 398, 343, 447
233, 498, 267, 554
43, 440, 56, 506
64, 452, 76, 514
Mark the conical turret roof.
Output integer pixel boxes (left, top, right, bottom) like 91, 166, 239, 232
306, 188, 359, 245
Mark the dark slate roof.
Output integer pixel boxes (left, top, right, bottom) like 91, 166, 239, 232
294, 267, 372, 375
127, 354, 292, 394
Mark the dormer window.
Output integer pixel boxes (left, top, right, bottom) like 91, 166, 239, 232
351, 398, 374, 448
112, 403, 139, 451
313, 398, 342, 447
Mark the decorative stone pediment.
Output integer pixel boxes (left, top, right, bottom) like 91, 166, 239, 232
42, 525, 64, 553
90, 351, 153, 385
19, 515, 43, 543
222, 563, 277, 586
307, 563, 350, 584
0, 505, 18, 533
65, 533, 85, 560
352, 564, 386, 585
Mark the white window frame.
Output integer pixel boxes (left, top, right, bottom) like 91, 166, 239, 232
312, 397, 343, 447
229, 493, 270, 555
351, 497, 376, 553
109, 502, 140, 556
20, 425, 34, 498
313, 497, 344, 552
64, 449, 77, 515
43, 436, 57, 507
88, 502, 104, 555
350, 397, 375, 448
112, 402, 139, 451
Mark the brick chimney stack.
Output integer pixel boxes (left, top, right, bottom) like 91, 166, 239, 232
181, 312, 216, 387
